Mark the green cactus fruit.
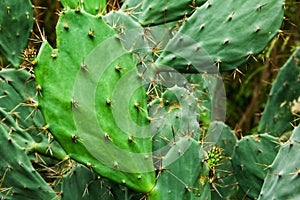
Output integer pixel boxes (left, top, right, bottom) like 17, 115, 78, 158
0, 0, 34, 67
35, 9, 155, 192
206, 122, 247, 200
0, 123, 57, 200
258, 125, 300, 200
155, 0, 285, 72
149, 137, 211, 200
138, 0, 207, 26
232, 134, 279, 199
258, 47, 300, 137
60, 0, 106, 15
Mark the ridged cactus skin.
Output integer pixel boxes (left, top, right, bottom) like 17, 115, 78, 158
35, 9, 155, 192
0, 124, 57, 200
60, 0, 106, 15
258, 47, 300, 137
138, 0, 207, 26
0, 69, 44, 140
149, 138, 211, 200
258, 125, 300, 200
0, 68, 67, 160
155, 0, 285, 72
0, 68, 67, 199
61, 165, 129, 200
0, 0, 34, 66
232, 134, 279, 199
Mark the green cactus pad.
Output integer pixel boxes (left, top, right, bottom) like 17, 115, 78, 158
155, 0, 285, 72
0, 0, 34, 66
61, 0, 106, 15
0, 123, 57, 200
61, 164, 129, 200
258, 125, 300, 200
120, 0, 143, 19
138, 0, 207, 26
205, 122, 244, 200
258, 47, 300, 137
149, 137, 211, 200
0, 68, 67, 160
149, 85, 201, 156
35, 10, 155, 192
232, 134, 279, 199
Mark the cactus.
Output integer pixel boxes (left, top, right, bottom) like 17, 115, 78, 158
258, 47, 300, 137
0, 123, 57, 200
149, 137, 210, 200
232, 134, 279, 199
0, 0, 34, 67
60, 0, 106, 15
35, 9, 155, 192
61, 164, 130, 200
205, 122, 243, 200
1, 1, 296, 199
120, 0, 142, 20
149, 86, 201, 155
155, 0, 285, 72
138, 0, 207, 26
258, 125, 300, 200
0, 68, 67, 159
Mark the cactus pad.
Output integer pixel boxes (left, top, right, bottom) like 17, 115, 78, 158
0, 0, 34, 66
35, 9, 155, 192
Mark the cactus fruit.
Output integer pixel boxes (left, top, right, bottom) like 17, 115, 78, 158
205, 122, 243, 199
258, 125, 300, 200
0, 0, 34, 67
138, 0, 207, 26
60, 0, 106, 15
258, 47, 300, 137
35, 9, 155, 192
155, 0, 285, 72
232, 134, 279, 199
149, 137, 210, 200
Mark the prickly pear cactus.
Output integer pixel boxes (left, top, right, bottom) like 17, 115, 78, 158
35, 9, 155, 192
60, 0, 106, 15
149, 86, 201, 154
61, 164, 130, 200
258, 125, 300, 200
232, 134, 279, 199
138, 0, 207, 26
206, 122, 243, 200
0, 0, 34, 66
156, 0, 285, 72
0, 126, 57, 200
149, 137, 211, 200
258, 47, 300, 137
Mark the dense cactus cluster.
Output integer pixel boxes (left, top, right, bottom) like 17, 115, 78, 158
1, 0, 300, 199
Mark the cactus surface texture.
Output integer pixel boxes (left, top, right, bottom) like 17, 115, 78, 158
0, 0, 34, 66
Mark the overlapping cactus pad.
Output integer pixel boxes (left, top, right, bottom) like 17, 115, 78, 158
0, 0, 34, 66
155, 0, 285, 72
35, 9, 155, 192
258, 47, 300, 136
